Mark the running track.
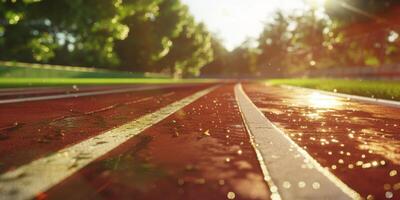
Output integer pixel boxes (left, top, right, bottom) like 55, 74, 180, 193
0, 83, 399, 200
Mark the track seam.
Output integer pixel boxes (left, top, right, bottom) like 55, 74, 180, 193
0, 85, 218, 200
235, 83, 362, 200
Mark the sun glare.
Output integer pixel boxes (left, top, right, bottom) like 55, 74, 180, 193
181, 0, 308, 50
307, 0, 327, 8
307, 92, 342, 109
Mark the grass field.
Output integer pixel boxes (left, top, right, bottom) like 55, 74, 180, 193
0, 61, 216, 88
0, 61, 167, 78
268, 79, 400, 101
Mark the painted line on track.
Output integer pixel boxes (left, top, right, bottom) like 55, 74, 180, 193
0, 86, 119, 97
0, 84, 197, 104
281, 85, 400, 108
235, 83, 361, 200
0, 85, 218, 200
0, 87, 62, 93
234, 85, 282, 200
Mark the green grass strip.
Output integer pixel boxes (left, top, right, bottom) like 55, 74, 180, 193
0, 61, 169, 78
267, 78, 400, 101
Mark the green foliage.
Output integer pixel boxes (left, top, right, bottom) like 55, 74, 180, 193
257, 10, 328, 76
201, 2, 400, 78
227, 40, 260, 76
28, 33, 56, 62
255, 4, 400, 77
115, 0, 213, 77
0, 61, 168, 78
0, 0, 131, 66
161, 22, 214, 77
325, 0, 400, 23
0, 0, 214, 77
257, 12, 292, 75
200, 35, 229, 75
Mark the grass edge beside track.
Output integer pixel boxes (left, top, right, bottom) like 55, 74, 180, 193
0, 78, 218, 88
267, 78, 400, 101
0, 61, 169, 78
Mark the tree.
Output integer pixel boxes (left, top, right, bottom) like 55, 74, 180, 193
0, 0, 215, 76
200, 35, 229, 76
158, 21, 214, 77
115, 0, 179, 71
325, 0, 400, 24
0, 0, 135, 67
115, 0, 213, 77
257, 12, 291, 76
325, 0, 400, 67
226, 39, 259, 76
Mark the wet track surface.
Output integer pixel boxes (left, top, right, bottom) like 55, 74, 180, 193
0, 85, 210, 174
0, 86, 129, 100
0, 82, 399, 200
44, 85, 270, 200
244, 83, 400, 200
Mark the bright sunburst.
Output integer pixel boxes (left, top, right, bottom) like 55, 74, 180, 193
181, 0, 308, 50
307, 92, 342, 109
307, 0, 327, 8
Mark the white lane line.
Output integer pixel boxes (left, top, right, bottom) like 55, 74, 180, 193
0, 85, 218, 200
0, 86, 124, 97
235, 83, 361, 200
0, 84, 196, 104
0, 87, 61, 93
281, 85, 400, 108
234, 86, 282, 200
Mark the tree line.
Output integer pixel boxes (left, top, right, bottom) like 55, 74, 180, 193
0, 0, 213, 77
2, 0, 400, 78
203, 0, 400, 77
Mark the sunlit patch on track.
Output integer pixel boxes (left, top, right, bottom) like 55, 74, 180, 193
235, 83, 359, 200
243, 83, 400, 200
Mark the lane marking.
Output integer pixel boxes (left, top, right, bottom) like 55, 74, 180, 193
234, 85, 282, 200
0, 86, 127, 97
0, 87, 62, 93
235, 83, 361, 200
0, 86, 218, 200
0, 84, 199, 104
281, 85, 400, 108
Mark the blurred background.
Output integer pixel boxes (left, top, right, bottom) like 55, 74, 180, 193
1, 0, 400, 79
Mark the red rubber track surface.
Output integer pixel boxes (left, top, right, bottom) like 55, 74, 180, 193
243, 83, 400, 200
0, 84, 204, 101
0, 84, 211, 174
43, 84, 270, 200
0, 85, 141, 100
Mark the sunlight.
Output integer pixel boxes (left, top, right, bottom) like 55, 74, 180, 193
307, 0, 327, 8
307, 92, 342, 109
181, 0, 307, 50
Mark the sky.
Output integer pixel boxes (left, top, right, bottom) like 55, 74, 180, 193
181, 0, 313, 50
